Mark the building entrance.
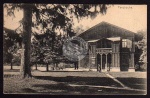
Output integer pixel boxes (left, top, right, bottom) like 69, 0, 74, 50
97, 53, 111, 72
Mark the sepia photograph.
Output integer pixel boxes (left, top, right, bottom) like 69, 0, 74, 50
3, 4, 147, 95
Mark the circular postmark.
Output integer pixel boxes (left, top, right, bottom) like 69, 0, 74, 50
63, 36, 88, 61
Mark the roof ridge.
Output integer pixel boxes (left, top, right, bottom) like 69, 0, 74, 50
78, 21, 136, 37
79, 21, 107, 36
101, 22, 135, 34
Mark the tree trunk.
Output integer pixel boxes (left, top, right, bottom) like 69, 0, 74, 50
35, 63, 38, 70
10, 60, 13, 70
46, 63, 49, 71
139, 64, 141, 70
20, 4, 32, 78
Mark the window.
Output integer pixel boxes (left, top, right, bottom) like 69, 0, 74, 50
122, 39, 127, 48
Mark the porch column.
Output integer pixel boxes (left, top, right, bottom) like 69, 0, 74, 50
105, 53, 108, 71
89, 53, 91, 69
110, 43, 120, 72
111, 43, 115, 68
117, 53, 120, 68
100, 54, 102, 71
114, 53, 118, 67
111, 53, 114, 68
110, 53, 120, 72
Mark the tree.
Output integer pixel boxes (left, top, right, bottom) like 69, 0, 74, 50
136, 30, 147, 70
3, 28, 21, 69
31, 32, 55, 71
31, 29, 66, 71
74, 25, 84, 35
4, 4, 108, 78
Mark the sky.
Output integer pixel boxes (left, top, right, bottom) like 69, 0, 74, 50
4, 4, 147, 34
4, 8, 23, 30
73, 5, 147, 33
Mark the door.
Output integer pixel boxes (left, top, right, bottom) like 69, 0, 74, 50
97, 54, 101, 71
120, 53, 129, 71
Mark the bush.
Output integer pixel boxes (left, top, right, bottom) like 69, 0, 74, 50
140, 64, 147, 71
135, 62, 147, 71
12, 54, 20, 66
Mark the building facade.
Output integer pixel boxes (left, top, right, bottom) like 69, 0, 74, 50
78, 21, 142, 72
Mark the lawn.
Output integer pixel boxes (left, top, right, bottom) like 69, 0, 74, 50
109, 72, 147, 90
3, 66, 147, 95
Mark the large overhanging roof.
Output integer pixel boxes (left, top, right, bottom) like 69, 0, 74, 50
87, 39, 100, 42
107, 37, 121, 42
78, 21, 143, 42
87, 37, 121, 43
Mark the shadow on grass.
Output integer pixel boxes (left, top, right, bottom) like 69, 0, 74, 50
4, 69, 20, 72
117, 78, 147, 90
34, 76, 122, 87
4, 74, 147, 94
32, 82, 146, 95
41, 71, 87, 72
32, 83, 95, 94
21, 88, 37, 93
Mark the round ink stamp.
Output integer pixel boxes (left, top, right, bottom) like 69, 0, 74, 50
63, 36, 88, 61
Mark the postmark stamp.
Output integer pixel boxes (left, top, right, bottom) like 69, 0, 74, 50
63, 36, 88, 61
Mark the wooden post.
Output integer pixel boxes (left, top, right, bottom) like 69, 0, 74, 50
128, 53, 135, 72
35, 63, 37, 70
117, 53, 120, 68
46, 63, 49, 71
111, 43, 115, 68
100, 54, 102, 71
10, 60, 13, 70
78, 56, 80, 68
106, 54, 108, 71
112, 53, 114, 68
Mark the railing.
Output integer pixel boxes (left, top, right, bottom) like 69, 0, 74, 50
96, 48, 112, 53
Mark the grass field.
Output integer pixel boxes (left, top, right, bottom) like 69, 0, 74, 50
3, 66, 147, 95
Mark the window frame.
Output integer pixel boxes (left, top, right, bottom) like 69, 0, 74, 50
122, 39, 127, 48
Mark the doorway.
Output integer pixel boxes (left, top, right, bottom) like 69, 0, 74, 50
97, 53, 112, 72
97, 53, 100, 71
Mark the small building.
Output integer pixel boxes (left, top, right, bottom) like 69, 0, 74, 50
78, 21, 142, 72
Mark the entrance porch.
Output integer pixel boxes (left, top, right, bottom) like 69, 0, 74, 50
97, 53, 111, 72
